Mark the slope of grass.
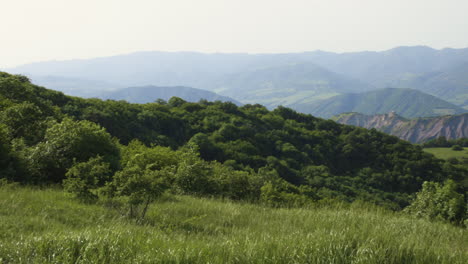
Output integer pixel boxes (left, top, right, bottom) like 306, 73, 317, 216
424, 147, 468, 160
0, 187, 466, 263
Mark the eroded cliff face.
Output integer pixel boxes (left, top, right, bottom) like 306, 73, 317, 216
334, 112, 468, 143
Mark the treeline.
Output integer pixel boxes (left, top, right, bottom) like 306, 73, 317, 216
0, 72, 466, 223
422, 137, 468, 148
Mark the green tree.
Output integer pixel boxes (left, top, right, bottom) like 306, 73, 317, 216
63, 156, 112, 202
120, 140, 179, 171
174, 146, 215, 195
28, 118, 120, 183
404, 180, 466, 225
451, 145, 463, 151
104, 166, 173, 220
0, 102, 49, 144
0, 124, 16, 180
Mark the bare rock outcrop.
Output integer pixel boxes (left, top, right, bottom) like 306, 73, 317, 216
334, 112, 468, 143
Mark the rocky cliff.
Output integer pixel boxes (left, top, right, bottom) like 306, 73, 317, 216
333, 112, 468, 143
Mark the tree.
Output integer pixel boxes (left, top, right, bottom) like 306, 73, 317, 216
0, 102, 49, 144
28, 118, 120, 183
404, 180, 466, 225
101, 141, 179, 219
451, 145, 463, 151
174, 146, 215, 195
188, 133, 223, 161
103, 166, 173, 220
63, 156, 112, 202
0, 124, 16, 180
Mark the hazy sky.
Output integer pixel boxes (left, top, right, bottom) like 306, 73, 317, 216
1, 0, 468, 68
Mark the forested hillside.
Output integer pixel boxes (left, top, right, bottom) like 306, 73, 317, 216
1, 71, 467, 213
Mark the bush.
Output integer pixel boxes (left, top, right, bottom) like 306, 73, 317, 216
174, 148, 215, 195
451, 145, 463, 151
28, 118, 120, 183
404, 180, 466, 225
63, 156, 112, 202
103, 166, 174, 220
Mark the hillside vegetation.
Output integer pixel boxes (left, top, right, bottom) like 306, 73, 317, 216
0, 187, 466, 264
1, 71, 467, 262
3, 72, 467, 209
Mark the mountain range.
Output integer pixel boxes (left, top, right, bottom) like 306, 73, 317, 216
214, 62, 373, 108
5, 46, 468, 113
97, 85, 240, 105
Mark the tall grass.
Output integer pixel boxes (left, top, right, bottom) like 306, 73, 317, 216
0, 187, 466, 263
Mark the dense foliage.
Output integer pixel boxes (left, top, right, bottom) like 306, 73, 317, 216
404, 180, 466, 225
0, 72, 466, 215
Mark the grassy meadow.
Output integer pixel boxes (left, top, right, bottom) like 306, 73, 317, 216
0, 186, 466, 263
424, 147, 468, 160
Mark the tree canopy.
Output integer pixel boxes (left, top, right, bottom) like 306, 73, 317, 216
0, 71, 466, 213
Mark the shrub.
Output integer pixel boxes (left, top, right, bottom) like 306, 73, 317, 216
451, 145, 463, 151
103, 166, 174, 220
404, 180, 466, 225
28, 118, 120, 183
63, 156, 112, 202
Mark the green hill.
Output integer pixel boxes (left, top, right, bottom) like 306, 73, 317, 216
98, 85, 241, 105
1, 71, 461, 208
296, 88, 467, 118
1, 71, 466, 224
389, 62, 468, 109
1, 71, 467, 262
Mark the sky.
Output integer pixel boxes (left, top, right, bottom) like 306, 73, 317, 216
1, 0, 468, 68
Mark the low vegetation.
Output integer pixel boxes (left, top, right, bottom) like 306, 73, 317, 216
0, 186, 466, 263
423, 147, 468, 160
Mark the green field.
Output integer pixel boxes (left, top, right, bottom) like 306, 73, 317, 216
424, 147, 468, 160
0, 187, 466, 263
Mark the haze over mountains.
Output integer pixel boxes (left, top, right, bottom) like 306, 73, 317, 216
6, 46, 468, 116
98, 86, 240, 105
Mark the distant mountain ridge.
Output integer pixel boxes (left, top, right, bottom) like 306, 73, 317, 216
7, 46, 468, 109
98, 85, 241, 105
29, 75, 122, 98
216, 62, 374, 108
294, 88, 467, 118
385, 61, 468, 108
333, 112, 468, 143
